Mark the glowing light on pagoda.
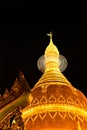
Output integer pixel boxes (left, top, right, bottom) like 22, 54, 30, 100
22, 32, 87, 130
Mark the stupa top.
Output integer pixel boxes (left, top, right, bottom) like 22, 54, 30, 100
45, 32, 60, 72
45, 32, 59, 56
37, 32, 68, 73
22, 32, 87, 130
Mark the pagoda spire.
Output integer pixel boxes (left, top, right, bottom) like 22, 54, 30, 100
34, 32, 72, 90
47, 31, 53, 43
45, 32, 60, 72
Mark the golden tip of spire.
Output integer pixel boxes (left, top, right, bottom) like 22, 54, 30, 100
47, 32, 53, 43
44, 32, 60, 72
45, 32, 59, 55
47, 31, 52, 37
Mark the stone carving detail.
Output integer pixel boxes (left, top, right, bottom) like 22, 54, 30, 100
0, 118, 10, 130
0, 88, 13, 109
11, 78, 21, 95
58, 112, 67, 119
68, 113, 75, 120
31, 98, 39, 106
39, 112, 47, 120
41, 85, 47, 93
3, 88, 10, 99
0, 78, 21, 109
0, 107, 24, 130
27, 111, 86, 124
68, 113, 84, 123
67, 96, 74, 104
40, 96, 47, 104
49, 95, 57, 103
1, 88, 87, 129
49, 111, 57, 119
75, 98, 83, 107
13, 108, 24, 129
74, 115, 84, 123
31, 114, 38, 122
58, 95, 66, 103
27, 94, 87, 123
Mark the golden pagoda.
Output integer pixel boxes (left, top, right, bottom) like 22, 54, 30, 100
0, 32, 87, 130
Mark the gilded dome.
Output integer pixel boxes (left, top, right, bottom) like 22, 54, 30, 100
22, 32, 87, 130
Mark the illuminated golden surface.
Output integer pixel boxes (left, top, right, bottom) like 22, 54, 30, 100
22, 32, 87, 130
45, 32, 60, 72
22, 104, 87, 119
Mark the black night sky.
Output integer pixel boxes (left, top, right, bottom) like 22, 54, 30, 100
0, 2, 87, 97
